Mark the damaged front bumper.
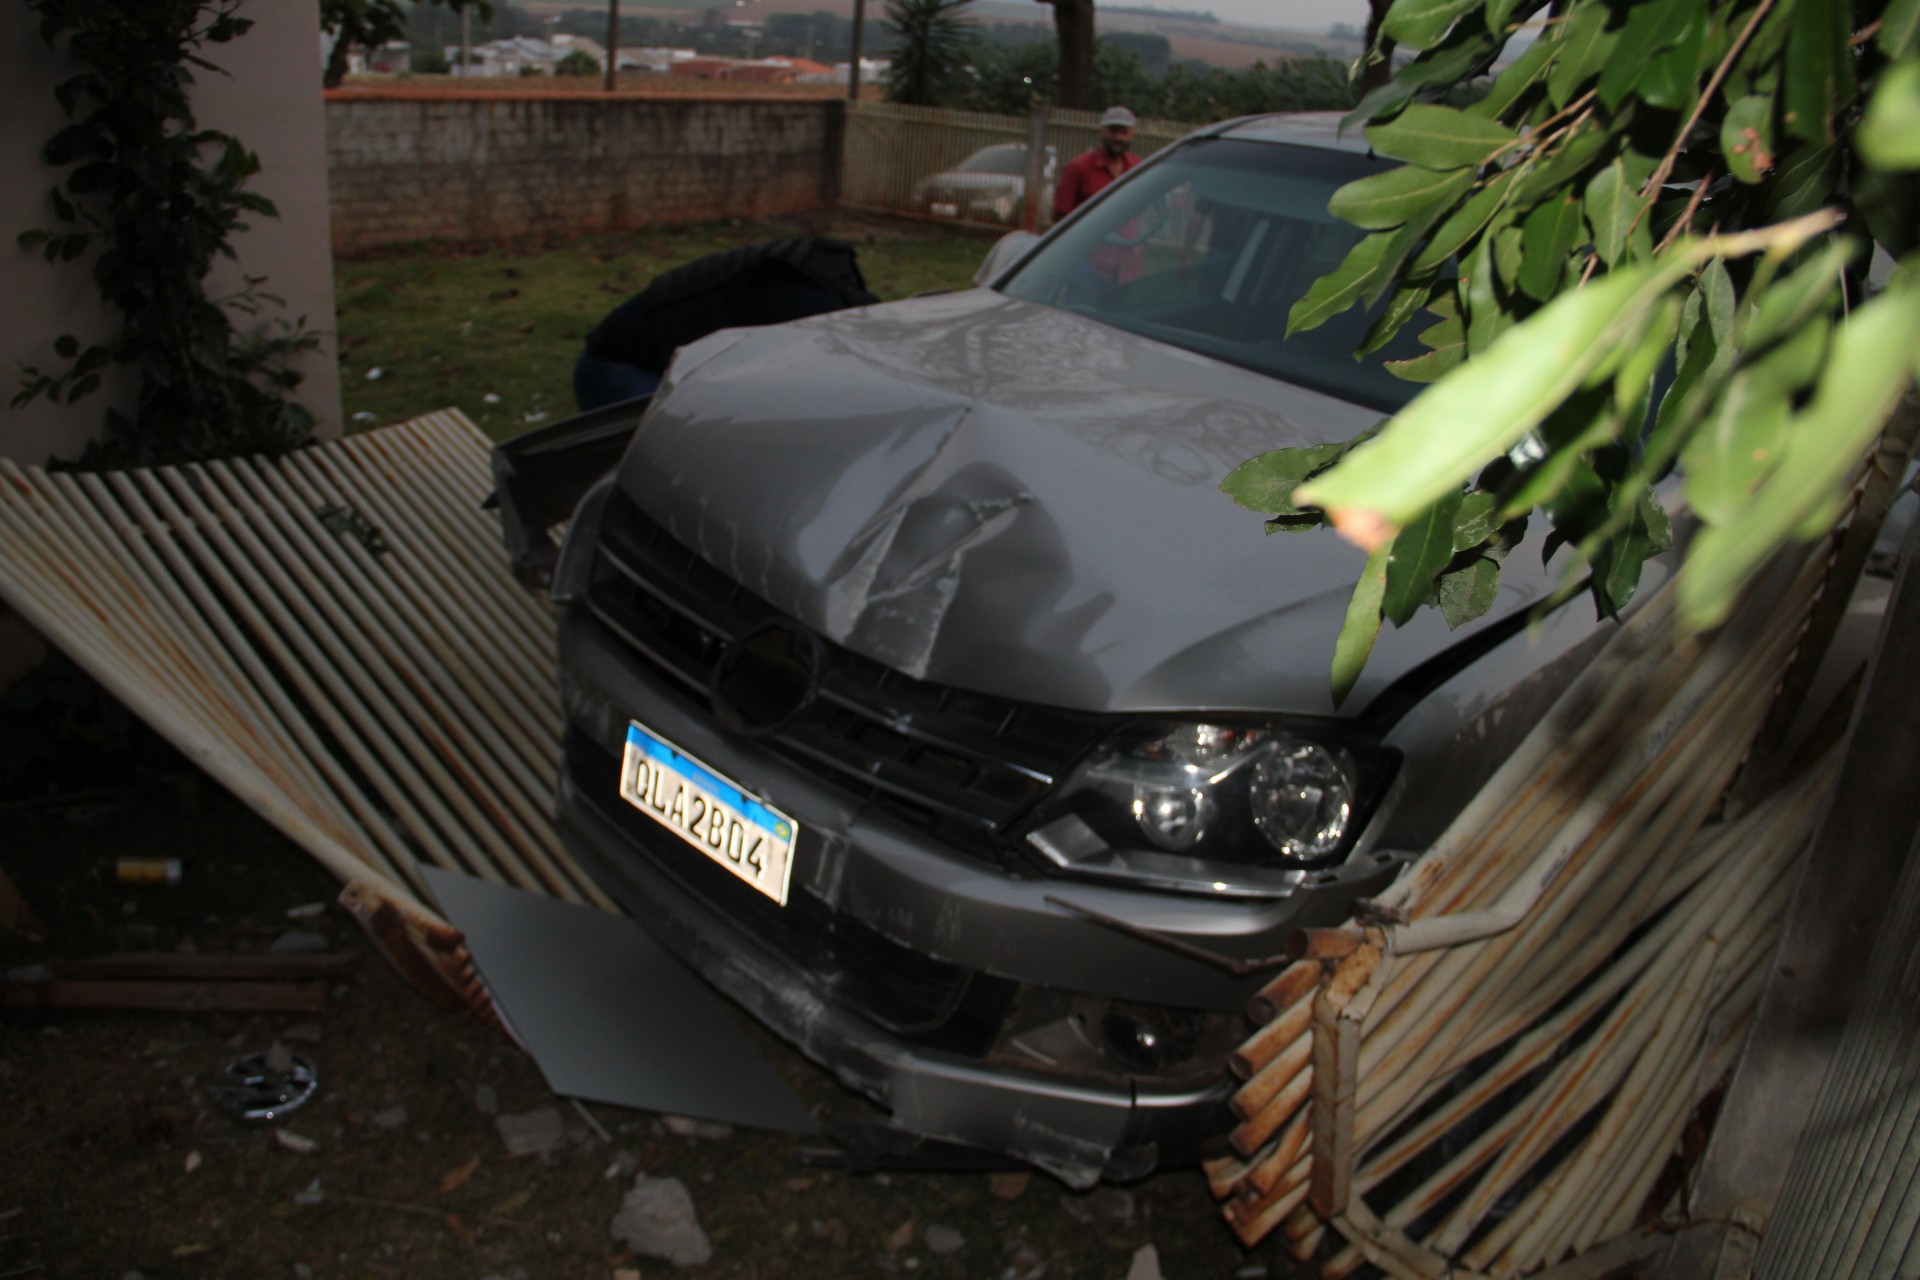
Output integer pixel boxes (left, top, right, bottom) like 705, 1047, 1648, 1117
552, 601, 1402, 1187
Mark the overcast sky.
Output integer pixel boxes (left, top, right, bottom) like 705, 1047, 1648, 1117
1139, 0, 1365, 37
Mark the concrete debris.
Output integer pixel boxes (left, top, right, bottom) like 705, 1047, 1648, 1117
610, 1175, 713, 1268
1060, 1187, 1135, 1227
604, 1149, 640, 1181
1125, 1244, 1162, 1280
273, 1128, 319, 1155
293, 1264, 314, 1280
660, 1115, 733, 1141
268, 930, 328, 953
988, 1170, 1032, 1200
293, 1178, 324, 1206
495, 1108, 567, 1157
183, 1151, 202, 1173
284, 902, 326, 919
1002, 1242, 1046, 1280
925, 1225, 965, 1255
370, 1105, 408, 1131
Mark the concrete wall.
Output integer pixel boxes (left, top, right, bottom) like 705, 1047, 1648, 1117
0, 6, 341, 687
327, 93, 839, 252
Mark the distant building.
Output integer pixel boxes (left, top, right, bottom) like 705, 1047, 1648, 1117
448, 34, 606, 76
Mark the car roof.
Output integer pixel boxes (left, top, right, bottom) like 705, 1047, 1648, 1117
1206, 111, 1373, 155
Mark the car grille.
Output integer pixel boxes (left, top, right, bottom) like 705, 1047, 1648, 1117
567, 729, 1018, 1051
583, 488, 1111, 863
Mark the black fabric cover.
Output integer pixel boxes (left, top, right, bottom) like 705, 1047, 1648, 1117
582, 237, 879, 374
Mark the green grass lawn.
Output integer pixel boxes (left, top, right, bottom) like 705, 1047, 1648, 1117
334, 217, 997, 442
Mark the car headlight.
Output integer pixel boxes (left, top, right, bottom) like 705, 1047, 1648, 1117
1020, 721, 1396, 899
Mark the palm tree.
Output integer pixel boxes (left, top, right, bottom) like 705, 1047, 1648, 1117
881, 0, 973, 106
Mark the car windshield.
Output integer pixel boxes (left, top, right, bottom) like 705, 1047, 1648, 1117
998, 137, 1428, 412
957, 147, 1027, 176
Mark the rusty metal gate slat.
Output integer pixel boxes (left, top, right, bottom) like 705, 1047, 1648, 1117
0, 411, 611, 1016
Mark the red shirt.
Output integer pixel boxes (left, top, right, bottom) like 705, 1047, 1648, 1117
1054, 147, 1141, 219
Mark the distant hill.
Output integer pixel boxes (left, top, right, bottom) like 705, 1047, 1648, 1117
517, 0, 1358, 67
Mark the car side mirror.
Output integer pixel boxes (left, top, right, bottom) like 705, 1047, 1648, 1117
974, 231, 1040, 288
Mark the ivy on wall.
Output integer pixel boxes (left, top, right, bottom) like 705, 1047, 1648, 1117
14, 0, 317, 467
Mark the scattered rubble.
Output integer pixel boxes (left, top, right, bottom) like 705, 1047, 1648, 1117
925, 1225, 965, 1256
370, 1105, 408, 1130
610, 1175, 713, 1268
495, 1107, 567, 1157
273, 1128, 319, 1155
1060, 1187, 1135, 1227
1125, 1243, 1163, 1280
989, 1171, 1032, 1201
660, 1115, 733, 1141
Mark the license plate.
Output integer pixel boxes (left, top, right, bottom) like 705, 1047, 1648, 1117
618, 722, 798, 906
931, 201, 959, 218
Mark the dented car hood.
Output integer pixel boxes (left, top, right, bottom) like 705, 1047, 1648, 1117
616, 288, 1547, 717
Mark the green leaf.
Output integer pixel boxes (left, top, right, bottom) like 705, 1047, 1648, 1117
1720, 94, 1778, 184
1462, 234, 1515, 354
1782, 0, 1849, 145
1881, 0, 1920, 59
1638, 6, 1706, 111
1346, 26, 1505, 127
1439, 556, 1503, 628
1547, 2, 1620, 108
1584, 159, 1650, 267
1742, 239, 1851, 351
1452, 489, 1501, 550
1590, 491, 1667, 616
1386, 315, 1469, 382
1359, 277, 1442, 358
1385, 490, 1464, 625
1413, 168, 1520, 271
1765, 141, 1843, 219
1366, 105, 1519, 169
1486, 0, 1544, 34
1596, 0, 1688, 109
1680, 369, 1792, 525
1750, 312, 1832, 394
1513, 116, 1617, 204
1220, 443, 1346, 513
1858, 62, 1920, 171
1472, 36, 1558, 118
1382, 0, 1483, 48
1679, 282, 1920, 630
1517, 192, 1586, 301
1329, 164, 1477, 230
1296, 262, 1670, 532
1289, 232, 1394, 335
1332, 544, 1393, 709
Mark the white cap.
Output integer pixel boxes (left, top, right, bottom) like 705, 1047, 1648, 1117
1100, 106, 1137, 129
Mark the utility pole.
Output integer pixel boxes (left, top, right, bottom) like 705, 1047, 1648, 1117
604, 0, 619, 91
847, 0, 865, 100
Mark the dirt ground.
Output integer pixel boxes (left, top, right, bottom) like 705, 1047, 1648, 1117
1, 702, 1281, 1280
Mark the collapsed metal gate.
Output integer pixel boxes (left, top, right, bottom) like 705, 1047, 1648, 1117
1203, 418, 1915, 1275
0, 412, 592, 1022
0, 407, 1907, 1273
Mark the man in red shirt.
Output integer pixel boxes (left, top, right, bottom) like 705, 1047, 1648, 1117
1054, 105, 1141, 218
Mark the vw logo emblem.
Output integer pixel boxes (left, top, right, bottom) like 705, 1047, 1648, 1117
710, 619, 823, 737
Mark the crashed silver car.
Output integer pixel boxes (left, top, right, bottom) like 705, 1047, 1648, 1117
493, 114, 1622, 1186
